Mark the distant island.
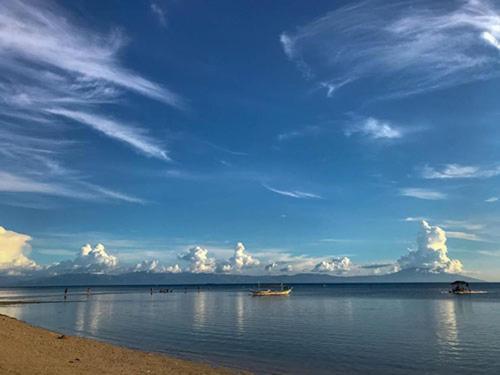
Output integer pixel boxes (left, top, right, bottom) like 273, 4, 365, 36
0, 268, 481, 287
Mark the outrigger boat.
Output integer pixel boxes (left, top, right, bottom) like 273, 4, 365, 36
250, 283, 292, 296
449, 280, 472, 295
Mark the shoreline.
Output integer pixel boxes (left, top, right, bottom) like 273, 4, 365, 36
0, 314, 247, 374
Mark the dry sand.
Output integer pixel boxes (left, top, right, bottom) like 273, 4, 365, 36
0, 314, 247, 375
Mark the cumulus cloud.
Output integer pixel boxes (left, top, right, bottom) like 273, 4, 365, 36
397, 221, 463, 273
281, 0, 500, 99
49, 243, 118, 274
165, 264, 182, 273
312, 256, 351, 273
229, 242, 260, 271
345, 117, 402, 140
280, 264, 294, 273
179, 246, 216, 273
133, 259, 182, 273
0, 226, 38, 273
265, 262, 278, 272
216, 242, 260, 273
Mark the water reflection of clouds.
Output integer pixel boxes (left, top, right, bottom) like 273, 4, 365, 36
74, 294, 116, 336
436, 299, 459, 351
235, 292, 246, 334
434, 297, 476, 362
192, 292, 208, 331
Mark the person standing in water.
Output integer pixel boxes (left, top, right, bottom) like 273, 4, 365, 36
64, 288, 68, 300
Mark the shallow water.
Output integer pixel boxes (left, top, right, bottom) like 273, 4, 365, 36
1, 283, 500, 374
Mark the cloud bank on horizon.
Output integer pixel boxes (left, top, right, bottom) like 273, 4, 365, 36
0, 221, 465, 277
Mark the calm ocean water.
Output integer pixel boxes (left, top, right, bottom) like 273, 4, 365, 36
1, 283, 500, 374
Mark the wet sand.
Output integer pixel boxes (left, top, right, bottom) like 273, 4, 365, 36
0, 314, 246, 374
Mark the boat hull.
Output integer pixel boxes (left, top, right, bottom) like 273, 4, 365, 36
251, 289, 292, 296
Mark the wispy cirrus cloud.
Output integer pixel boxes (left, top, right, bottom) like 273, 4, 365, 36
0, 1, 182, 205
0, 171, 145, 204
263, 184, 322, 200
277, 125, 322, 142
0, 1, 181, 107
281, 0, 500, 98
345, 117, 402, 140
446, 231, 485, 242
46, 109, 170, 160
421, 164, 500, 179
400, 188, 447, 200
150, 2, 167, 28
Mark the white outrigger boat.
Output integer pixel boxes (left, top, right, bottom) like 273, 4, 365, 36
250, 283, 292, 296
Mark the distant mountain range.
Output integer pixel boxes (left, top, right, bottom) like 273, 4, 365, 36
0, 268, 482, 287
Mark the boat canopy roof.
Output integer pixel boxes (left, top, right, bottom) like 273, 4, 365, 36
451, 280, 469, 285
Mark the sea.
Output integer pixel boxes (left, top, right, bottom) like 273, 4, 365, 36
1, 283, 500, 374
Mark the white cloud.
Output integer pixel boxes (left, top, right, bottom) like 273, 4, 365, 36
277, 125, 321, 142
400, 188, 447, 200
439, 220, 485, 232
256, 249, 354, 275
482, 31, 500, 50
0, 171, 65, 195
312, 256, 351, 273
421, 164, 500, 179
397, 220, 463, 273
345, 117, 402, 140
0, 1, 181, 205
218, 242, 260, 272
485, 197, 498, 203
446, 231, 482, 241
151, 2, 167, 28
133, 259, 162, 273
404, 216, 428, 222
280, 264, 294, 273
133, 259, 182, 273
47, 109, 169, 161
165, 264, 182, 273
263, 184, 322, 199
49, 243, 118, 274
0, 226, 38, 273
446, 231, 483, 242
0, 1, 181, 106
229, 242, 260, 271
0, 170, 144, 204
179, 246, 216, 273
265, 262, 278, 272
281, 0, 500, 98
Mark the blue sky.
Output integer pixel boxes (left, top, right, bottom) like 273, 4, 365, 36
1, 0, 500, 279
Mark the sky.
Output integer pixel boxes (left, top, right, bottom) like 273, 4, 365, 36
1, 0, 500, 280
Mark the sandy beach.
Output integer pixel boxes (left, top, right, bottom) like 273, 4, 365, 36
0, 313, 244, 375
